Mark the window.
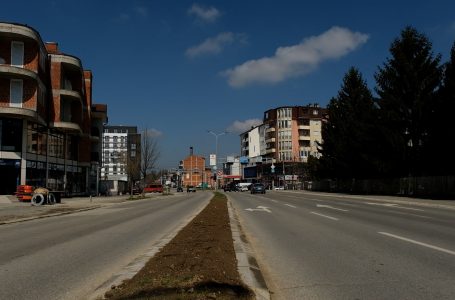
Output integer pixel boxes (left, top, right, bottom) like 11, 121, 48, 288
11, 41, 24, 67
0, 57, 5, 64
10, 79, 23, 108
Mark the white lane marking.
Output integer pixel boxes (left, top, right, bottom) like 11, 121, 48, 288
284, 204, 297, 208
310, 212, 339, 221
366, 202, 424, 212
367, 202, 397, 207
378, 232, 455, 256
245, 206, 272, 213
271, 199, 278, 203
316, 204, 349, 212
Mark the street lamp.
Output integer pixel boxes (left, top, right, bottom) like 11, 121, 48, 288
207, 130, 227, 190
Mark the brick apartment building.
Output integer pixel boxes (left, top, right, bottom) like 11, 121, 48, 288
0, 22, 107, 195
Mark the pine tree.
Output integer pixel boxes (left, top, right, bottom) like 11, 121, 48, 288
375, 26, 442, 176
430, 42, 455, 175
319, 67, 379, 179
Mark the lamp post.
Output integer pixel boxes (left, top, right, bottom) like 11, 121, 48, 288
207, 130, 227, 190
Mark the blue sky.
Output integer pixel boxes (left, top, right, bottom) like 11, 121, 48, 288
2, 1, 455, 168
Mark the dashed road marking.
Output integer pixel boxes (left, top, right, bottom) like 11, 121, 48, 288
316, 204, 348, 212
310, 212, 339, 221
284, 204, 297, 208
378, 232, 455, 256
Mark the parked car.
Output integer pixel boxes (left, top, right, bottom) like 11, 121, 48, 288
251, 183, 266, 194
274, 186, 284, 190
143, 184, 164, 193
130, 186, 142, 195
187, 185, 196, 192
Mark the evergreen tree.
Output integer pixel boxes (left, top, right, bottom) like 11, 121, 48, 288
430, 42, 455, 175
319, 67, 379, 179
375, 26, 442, 176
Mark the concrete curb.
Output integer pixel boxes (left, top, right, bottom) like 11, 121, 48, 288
0, 205, 102, 225
227, 198, 270, 300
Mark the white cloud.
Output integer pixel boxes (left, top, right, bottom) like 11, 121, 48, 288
222, 26, 369, 88
227, 119, 262, 133
186, 32, 237, 58
134, 6, 148, 17
188, 3, 220, 23
143, 128, 162, 138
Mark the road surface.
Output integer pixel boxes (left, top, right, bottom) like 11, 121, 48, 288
228, 190, 455, 299
0, 192, 210, 300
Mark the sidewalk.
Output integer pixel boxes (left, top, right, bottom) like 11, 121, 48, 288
0, 194, 150, 225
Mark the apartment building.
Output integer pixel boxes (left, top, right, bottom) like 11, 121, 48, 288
263, 104, 324, 163
0, 22, 107, 195
239, 104, 325, 187
100, 125, 141, 195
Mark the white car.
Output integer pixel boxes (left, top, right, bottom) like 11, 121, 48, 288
240, 186, 249, 192
274, 186, 284, 190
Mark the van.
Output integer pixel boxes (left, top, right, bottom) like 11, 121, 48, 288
143, 184, 163, 193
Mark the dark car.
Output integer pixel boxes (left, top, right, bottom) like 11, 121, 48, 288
130, 186, 142, 195
187, 185, 196, 192
251, 183, 266, 194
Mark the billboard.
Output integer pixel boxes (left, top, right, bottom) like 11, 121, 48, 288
226, 156, 235, 163
239, 156, 249, 164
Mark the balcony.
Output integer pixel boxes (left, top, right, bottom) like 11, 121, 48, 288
52, 54, 82, 71
265, 137, 276, 143
0, 65, 46, 92
0, 106, 45, 125
265, 148, 276, 154
299, 136, 311, 141
298, 125, 310, 130
265, 127, 276, 133
60, 89, 82, 102
0, 23, 41, 42
51, 121, 82, 134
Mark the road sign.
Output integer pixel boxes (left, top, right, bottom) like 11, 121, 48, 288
210, 154, 216, 166
217, 170, 223, 177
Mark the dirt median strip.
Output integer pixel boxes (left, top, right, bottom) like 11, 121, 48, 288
103, 192, 254, 300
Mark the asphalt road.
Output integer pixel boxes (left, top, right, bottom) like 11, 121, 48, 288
228, 190, 455, 300
0, 192, 210, 300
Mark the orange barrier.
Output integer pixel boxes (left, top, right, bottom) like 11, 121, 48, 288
15, 185, 34, 202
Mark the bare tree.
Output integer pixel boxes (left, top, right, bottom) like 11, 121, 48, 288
125, 152, 140, 195
140, 128, 160, 184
